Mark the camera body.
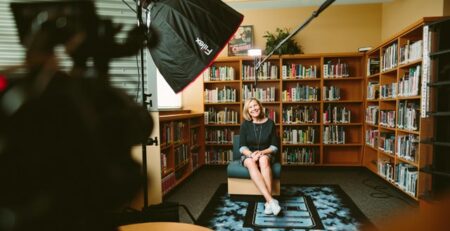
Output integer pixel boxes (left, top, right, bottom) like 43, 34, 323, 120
0, 1, 152, 230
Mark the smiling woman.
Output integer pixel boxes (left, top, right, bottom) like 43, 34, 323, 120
238, 97, 282, 215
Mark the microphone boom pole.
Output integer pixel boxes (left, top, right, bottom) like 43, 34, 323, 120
255, 0, 336, 72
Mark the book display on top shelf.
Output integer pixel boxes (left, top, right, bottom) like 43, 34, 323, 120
363, 18, 444, 200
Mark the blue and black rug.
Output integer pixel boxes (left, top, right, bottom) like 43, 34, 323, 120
197, 184, 375, 231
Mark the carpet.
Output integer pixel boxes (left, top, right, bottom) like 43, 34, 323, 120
197, 184, 375, 231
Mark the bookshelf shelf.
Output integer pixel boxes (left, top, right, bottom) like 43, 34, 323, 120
323, 100, 363, 104
397, 157, 418, 167
282, 143, 320, 146
205, 53, 364, 167
397, 96, 421, 100
205, 124, 240, 127
159, 113, 204, 196
323, 143, 362, 147
283, 123, 321, 126
429, 48, 450, 57
381, 68, 397, 75
398, 59, 422, 68
323, 77, 364, 81
397, 128, 420, 135
428, 80, 450, 87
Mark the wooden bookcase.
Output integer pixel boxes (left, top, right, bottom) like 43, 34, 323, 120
363, 17, 442, 200
159, 113, 204, 195
202, 53, 364, 167
419, 18, 450, 200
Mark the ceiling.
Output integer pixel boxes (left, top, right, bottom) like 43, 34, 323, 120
223, 0, 392, 10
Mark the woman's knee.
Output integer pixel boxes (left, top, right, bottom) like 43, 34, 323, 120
244, 158, 257, 168
259, 156, 271, 168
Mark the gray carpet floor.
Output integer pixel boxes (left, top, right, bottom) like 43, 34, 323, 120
164, 166, 418, 230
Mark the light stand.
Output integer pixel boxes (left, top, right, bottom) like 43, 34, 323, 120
254, 0, 336, 76
136, 0, 154, 210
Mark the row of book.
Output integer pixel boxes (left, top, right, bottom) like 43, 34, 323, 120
205, 128, 236, 144
242, 62, 279, 80
382, 42, 398, 71
281, 85, 319, 102
398, 65, 421, 97
378, 158, 418, 197
379, 132, 395, 154
174, 144, 189, 168
366, 131, 418, 163
191, 152, 200, 170
203, 66, 235, 81
378, 159, 395, 182
161, 171, 176, 195
204, 86, 238, 103
395, 163, 418, 197
204, 108, 239, 124
380, 110, 396, 128
282, 106, 319, 124
380, 83, 397, 99
399, 40, 423, 65
323, 86, 341, 101
242, 85, 277, 102
397, 101, 419, 131
367, 81, 379, 100
323, 105, 351, 124
365, 128, 378, 148
323, 125, 346, 144
264, 108, 277, 122
367, 58, 380, 76
161, 123, 171, 145
323, 60, 350, 78
282, 64, 318, 79
282, 127, 317, 144
173, 121, 187, 143
365, 105, 378, 125
396, 134, 418, 162
282, 147, 317, 165
161, 153, 169, 175
205, 149, 233, 164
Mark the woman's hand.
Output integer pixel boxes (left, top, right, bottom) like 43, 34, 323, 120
251, 151, 261, 161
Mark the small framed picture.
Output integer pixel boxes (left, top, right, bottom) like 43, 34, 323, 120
228, 25, 253, 56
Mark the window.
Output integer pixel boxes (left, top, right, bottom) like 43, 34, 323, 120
157, 69, 182, 109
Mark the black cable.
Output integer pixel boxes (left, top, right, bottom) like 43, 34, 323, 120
361, 177, 418, 207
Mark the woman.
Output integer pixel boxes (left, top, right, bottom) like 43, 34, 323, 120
239, 98, 281, 215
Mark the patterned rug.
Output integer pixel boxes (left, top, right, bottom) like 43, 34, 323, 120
197, 184, 375, 231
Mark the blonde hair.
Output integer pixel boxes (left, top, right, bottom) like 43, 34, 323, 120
242, 98, 265, 121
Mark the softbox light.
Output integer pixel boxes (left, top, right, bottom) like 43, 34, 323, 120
149, 0, 243, 93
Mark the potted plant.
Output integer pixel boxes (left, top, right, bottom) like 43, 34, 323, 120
263, 27, 303, 55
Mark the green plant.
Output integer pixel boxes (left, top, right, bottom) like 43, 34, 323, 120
263, 28, 303, 55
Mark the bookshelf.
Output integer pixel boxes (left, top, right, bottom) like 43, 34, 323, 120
363, 17, 443, 200
420, 18, 450, 199
203, 53, 364, 167
159, 113, 204, 196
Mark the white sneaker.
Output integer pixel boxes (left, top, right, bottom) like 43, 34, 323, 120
269, 199, 281, 216
264, 202, 272, 215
